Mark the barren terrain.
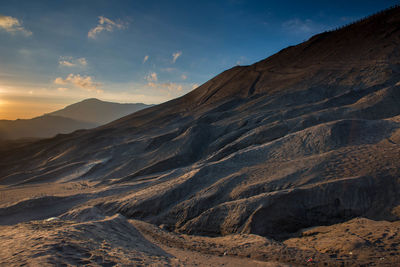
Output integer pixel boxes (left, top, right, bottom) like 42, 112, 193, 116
1, 6, 400, 266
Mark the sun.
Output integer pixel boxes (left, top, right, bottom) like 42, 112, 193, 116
0, 97, 8, 110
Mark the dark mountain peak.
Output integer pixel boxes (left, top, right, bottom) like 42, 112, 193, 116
50, 99, 152, 125
66, 98, 106, 108
80, 98, 102, 103
333, 4, 400, 31
186, 5, 400, 106
112, 6, 400, 130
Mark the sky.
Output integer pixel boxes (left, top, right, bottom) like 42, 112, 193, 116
0, 0, 398, 120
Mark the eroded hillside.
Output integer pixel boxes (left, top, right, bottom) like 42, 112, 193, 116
1, 6, 400, 266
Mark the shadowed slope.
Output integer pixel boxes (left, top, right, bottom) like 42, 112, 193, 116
0, 115, 97, 140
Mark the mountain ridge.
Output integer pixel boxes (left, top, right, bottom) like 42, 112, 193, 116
49, 98, 152, 125
0, 115, 97, 140
103, 5, 400, 132
0, 98, 152, 140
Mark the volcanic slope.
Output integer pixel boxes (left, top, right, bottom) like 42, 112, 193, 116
1, 6, 400, 266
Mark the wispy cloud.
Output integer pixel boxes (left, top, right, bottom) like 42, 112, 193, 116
282, 18, 325, 35
147, 81, 183, 95
145, 72, 158, 82
172, 51, 182, 63
161, 67, 177, 73
0, 15, 32, 36
59, 57, 87, 67
54, 74, 102, 92
235, 56, 247, 66
88, 16, 126, 39
192, 83, 199, 89
143, 55, 149, 63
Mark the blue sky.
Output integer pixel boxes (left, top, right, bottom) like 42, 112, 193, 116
0, 0, 398, 119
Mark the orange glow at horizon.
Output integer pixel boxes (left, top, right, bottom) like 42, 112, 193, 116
0, 81, 166, 120
0, 100, 65, 120
0, 94, 71, 120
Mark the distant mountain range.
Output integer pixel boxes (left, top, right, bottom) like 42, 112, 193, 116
48, 98, 151, 125
0, 98, 151, 140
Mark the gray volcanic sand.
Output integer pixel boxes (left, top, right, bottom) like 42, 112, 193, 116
0, 213, 287, 266
1, 209, 399, 266
1, 6, 400, 267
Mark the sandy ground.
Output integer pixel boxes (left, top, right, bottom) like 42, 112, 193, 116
0, 182, 288, 266
0, 181, 97, 208
1, 198, 399, 266
0, 214, 287, 266
1, 174, 400, 266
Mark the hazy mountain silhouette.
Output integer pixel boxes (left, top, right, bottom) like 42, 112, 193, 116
0, 98, 151, 140
1, 6, 400, 266
0, 115, 97, 140
49, 98, 152, 125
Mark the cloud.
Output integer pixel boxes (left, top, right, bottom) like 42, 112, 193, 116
143, 55, 149, 63
235, 56, 247, 66
59, 61, 75, 67
54, 74, 102, 92
144, 70, 187, 96
88, 16, 126, 39
147, 81, 183, 95
145, 72, 158, 82
192, 83, 199, 89
0, 15, 32, 36
282, 18, 325, 35
57, 87, 68, 92
172, 51, 182, 63
54, 77, 66, 85
161, 67, 176, 73
59, 57, 87, 67
77, 58, 88, 66
181, 74, 187, 80
163, 82, 183, 93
